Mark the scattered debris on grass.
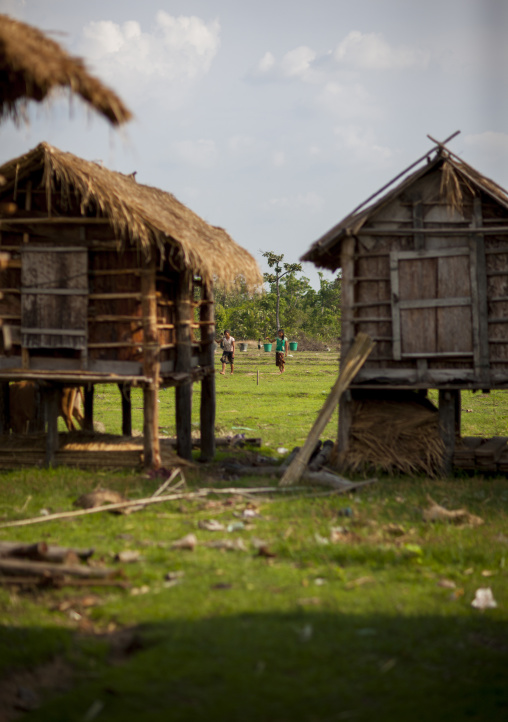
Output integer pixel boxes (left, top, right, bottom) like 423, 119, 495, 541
437, 578, 456, 589
204, 539, 247, 552
198, 519, 225, 531
170, 533, 197, 551
114, 550, 142, 564
74, 490, 128, 509
423, 497, 484, 526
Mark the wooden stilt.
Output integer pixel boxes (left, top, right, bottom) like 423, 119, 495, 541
454, 389, 461, 438
175, 270, 193, 461
83, 384, 94, 432
44, 386, 59, 467
141, 255, 160, 468
439, 389, 457, 476
337, 391, 353, 470
118, 383, 132, 436
199, 281, 215, 462
0, 382, 9, 435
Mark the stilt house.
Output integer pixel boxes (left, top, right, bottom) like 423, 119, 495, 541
302, 136, 508, 474
0, 143, 261, 467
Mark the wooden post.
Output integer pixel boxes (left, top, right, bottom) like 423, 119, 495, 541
142, 255, 161, 468
21, 181, 32, 370
44, 385, 59, 467
471, 197, 490, 387
199, 281, 215, 462
439, 389, 457, 476
337, 236, 355, 468
175, 270, 193, 461
119, 383, 132, 436
454, 389, 461, 438
0, 382, 9, 435
83, 384, 94, 432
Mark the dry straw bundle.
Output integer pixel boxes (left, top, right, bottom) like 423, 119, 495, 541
345, 397, 445, 477
0, 14, 131, 125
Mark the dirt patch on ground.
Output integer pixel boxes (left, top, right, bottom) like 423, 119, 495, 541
0, 657, 74, 722
0, 626, 146, 721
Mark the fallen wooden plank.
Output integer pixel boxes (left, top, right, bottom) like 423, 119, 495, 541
0, 558, 116, 579
226, 464, 377, 492
0, 576, 130, 589
280, 333, 375, 487
0, 541, 94, 562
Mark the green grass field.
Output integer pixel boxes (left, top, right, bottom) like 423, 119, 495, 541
0, 348, 508, 721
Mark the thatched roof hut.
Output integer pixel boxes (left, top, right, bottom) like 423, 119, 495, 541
0, 14, 131, 125
302, 136, 508, 475
0, 142, 261, 468
0, 142, 262, 286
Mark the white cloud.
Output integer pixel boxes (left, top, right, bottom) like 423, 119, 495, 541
252, 31, 428, 84
79, 12, 220, 104
256, 51, 275, 74
171, 139, 219, 169
334, 31, 429, 70
252, 45, 318, 82
280, 46, 316, 79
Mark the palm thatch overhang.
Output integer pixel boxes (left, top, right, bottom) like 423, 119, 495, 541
0, 14, 131, 125
0, 142, 262, 287
301, 146, 508, 271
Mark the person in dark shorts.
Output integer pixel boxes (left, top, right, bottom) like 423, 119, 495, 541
220, 330, 235, 375
267, 329, 287, 373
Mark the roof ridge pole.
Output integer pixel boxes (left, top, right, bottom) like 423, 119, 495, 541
346, 131, 461, 220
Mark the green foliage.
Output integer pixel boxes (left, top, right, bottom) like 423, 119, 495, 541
214, 255, 342, 342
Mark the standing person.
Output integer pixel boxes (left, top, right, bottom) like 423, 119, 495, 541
220, 330, 235, 375
267, 329, 287, 373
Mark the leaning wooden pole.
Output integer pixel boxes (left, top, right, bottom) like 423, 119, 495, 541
279, 333, 374, 487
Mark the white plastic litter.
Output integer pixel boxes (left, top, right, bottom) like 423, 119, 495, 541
471, 587, 498, 610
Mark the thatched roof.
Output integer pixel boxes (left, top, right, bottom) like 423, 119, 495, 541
0, 142, 262, 287
0, 14, 131, 125
302, 145, 508, 271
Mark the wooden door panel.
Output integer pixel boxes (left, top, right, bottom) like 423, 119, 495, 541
437, 306, 473, 353
401, 308, 436, 355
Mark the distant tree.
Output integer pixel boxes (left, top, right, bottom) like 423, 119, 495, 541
261, 251, 302, 331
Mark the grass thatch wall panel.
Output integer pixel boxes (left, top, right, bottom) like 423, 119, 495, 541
21, 248, 88, 349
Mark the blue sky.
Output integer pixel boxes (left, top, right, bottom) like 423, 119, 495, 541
1, 0, 508, 287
